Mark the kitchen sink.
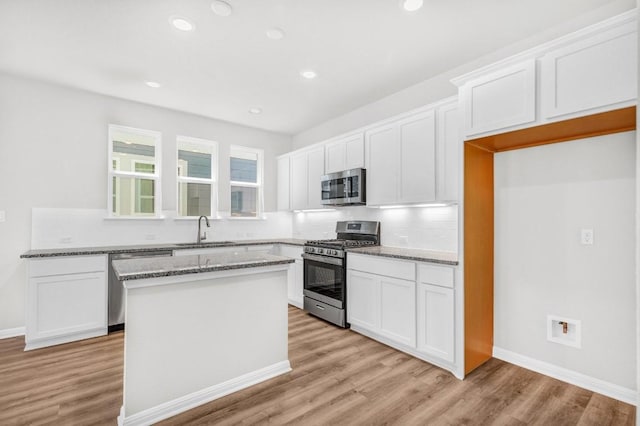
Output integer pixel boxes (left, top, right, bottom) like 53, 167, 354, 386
174, 241, 235, 247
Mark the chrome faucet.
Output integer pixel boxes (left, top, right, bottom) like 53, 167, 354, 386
197, 215, 210, 244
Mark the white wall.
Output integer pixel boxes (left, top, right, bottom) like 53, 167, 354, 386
494, 132, 636, 390
292, 205, 458, 253
0, 72, 292, 331
291, 0, 635, 149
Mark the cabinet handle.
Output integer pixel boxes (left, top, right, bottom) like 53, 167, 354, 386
315, 305, 325, 311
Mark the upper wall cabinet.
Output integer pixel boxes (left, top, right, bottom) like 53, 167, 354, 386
540, 21, 637, 120
325, 133, 364, 174
460, 59, 536, 138
366, 99, 458, 206
291, 146, 325, 210
453, 11, 637, 139
276, 155, 290, 211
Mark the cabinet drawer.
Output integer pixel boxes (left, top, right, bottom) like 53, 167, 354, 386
348, 254, 415, 281
418, 263, 455, 288
278, 245, 303, 259
29, 255, 107, 278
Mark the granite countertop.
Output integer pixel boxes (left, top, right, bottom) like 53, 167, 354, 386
346, 246, 459, 265
20, 238, 306, 258
112, 251, 295, 281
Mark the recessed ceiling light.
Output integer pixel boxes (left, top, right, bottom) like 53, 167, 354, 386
266, 28, 285, 40
211, 0, 232, 17
145, 81, 161, 88
401, 0, 423, 12
170, 17, 194, 31
300, 70, 317, 79
248, 107, 262, 114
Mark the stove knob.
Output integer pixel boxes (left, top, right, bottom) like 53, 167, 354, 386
318, 248, 324, 254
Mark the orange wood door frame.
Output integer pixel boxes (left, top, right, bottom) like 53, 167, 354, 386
463, 106, 636, 375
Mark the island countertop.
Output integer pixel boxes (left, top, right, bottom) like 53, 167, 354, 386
112, 251, 295, 281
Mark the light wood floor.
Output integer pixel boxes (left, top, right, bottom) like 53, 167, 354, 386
0, 306, 634, 425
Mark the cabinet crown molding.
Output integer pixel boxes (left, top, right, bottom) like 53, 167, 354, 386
450, 9, 637, 87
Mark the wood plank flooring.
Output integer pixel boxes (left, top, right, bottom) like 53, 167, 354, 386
0, 306, 635, 425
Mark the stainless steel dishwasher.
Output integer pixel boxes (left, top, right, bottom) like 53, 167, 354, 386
108, 250, 173, 332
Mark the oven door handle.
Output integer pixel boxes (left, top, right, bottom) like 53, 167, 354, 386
302, 253, 344, 266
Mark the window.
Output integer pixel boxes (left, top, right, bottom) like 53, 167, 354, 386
108, 125, 161, 217
230, 146, 263, 218
177, 136, 218, 217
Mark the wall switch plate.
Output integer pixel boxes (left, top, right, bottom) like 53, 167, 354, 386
580, 229, 594, 245
0, 211, 5, 222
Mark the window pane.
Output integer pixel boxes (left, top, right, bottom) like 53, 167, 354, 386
230, 155, 257, 183
230, 186, 257, 217
112, 176, 155, 216
178, 150, 212, 179
112, 129, 156, 174
178, 182, 211, 217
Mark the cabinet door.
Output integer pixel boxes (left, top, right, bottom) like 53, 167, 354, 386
416, 283, 454, 363
436, 102, 460, 202
291, 152, 308, 210
365, 123, 399, 206
347, 270, 380, 331
276, 155, 291, 211
541, 23, 637, 119
379, 276, 416, 347
307, 147, 325, 209
398, 111, 436, 203
28, 271, 107, 342
325, 140, 346, 174
462, 59, 536, 137
344, 134, 365, 170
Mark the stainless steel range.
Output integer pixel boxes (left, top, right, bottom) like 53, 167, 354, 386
302, 220, 380, 327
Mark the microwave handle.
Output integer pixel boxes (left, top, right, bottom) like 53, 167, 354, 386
345, 178, 351, 197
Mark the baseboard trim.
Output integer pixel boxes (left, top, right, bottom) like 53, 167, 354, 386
24, 328, 107, 351
118, 360, 292, 426
0, 327, 25, 340
493, 346, 637, 406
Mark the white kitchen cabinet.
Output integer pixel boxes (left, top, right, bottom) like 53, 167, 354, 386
379, 275, 416, 347
365, 110, 437, 206
277, 245, 304, 308
290, 147, 325, 210
347, 269, 380, 331
416, 263, 455, 363
324, 133, 364, 174
347, 255, 416, 347
540, 21, 637, 120
365, 122, 399, 206
276, 155, 290, 211
307, 147, 325, 209
436, 101, 460, 202
460, 59, 536, 137
26, 255, 108, 350
398, 110, 436, 203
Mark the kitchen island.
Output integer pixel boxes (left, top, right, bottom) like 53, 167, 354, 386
111, 252, 294, 426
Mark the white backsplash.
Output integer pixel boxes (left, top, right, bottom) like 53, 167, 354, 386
292, 205, 458, 253
31, 208, 293, 249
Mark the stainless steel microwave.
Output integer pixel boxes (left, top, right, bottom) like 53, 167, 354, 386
320, 168, 366, 206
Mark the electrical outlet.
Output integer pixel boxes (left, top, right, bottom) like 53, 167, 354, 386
145, 234, 156, 241
59, 236, 73, 244
399, 235, 409, 245
580, 229, 594, 245
0, 210, 5, 222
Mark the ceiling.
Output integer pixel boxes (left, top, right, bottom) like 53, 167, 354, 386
0, 0, 633, 135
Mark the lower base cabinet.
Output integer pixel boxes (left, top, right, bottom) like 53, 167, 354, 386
347, 253, 457, 375
417, 283, 454, 363
26, 255, 108, 350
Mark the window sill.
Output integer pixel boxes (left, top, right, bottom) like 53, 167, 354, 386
104, 215, 166, 221
173, 216, 223, 221
226, 215, 267, 221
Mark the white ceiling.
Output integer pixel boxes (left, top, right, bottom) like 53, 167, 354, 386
0, 0, 633, 135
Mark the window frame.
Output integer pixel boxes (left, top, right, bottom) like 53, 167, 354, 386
107, 124, 162, 218
176, 135, 219, 218
229, 145, 264, 219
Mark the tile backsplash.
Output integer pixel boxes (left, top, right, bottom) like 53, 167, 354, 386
292, 205, 458, 253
